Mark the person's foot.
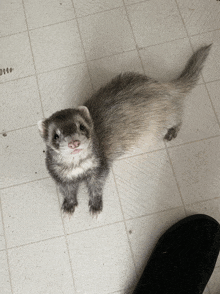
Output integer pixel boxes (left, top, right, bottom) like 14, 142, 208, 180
133, 214, 220, 294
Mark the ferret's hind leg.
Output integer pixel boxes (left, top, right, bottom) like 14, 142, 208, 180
164, 123, 182, 141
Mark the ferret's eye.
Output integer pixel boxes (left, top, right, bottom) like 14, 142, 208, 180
54, 133, 59, 140
80, 124, 86, 131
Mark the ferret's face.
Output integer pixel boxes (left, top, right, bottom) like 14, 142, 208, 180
38, 107, 93, 158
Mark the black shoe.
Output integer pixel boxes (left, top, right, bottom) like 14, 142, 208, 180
133, 214, 220, 294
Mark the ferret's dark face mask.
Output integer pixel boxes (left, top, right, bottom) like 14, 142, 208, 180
38, 106, 93, 159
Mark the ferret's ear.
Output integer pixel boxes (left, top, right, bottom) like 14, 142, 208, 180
77, 106, 91, 120
37, 120, 47, 138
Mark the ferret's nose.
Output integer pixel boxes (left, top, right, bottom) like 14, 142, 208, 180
68, 140, 80, 149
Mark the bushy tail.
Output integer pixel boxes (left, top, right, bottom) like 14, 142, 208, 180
172, 44, 212, 93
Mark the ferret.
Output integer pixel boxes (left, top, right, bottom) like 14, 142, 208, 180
38, 45, 211, 215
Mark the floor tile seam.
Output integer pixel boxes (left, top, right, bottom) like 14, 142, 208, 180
175, 0, 220, 127
122, 0, 146, 74
184, 196, 220, 209
0, 30, 28, 40
73, 2, 125, 20
166, 134, 220, 150
21, 0, 45, 118
164, 143, 187, 215
66, 218, 126, 237
1, 123, 38, 135
6, 234, 66, 252
25, 18, 76, 33
124, 205, 186, 222
70, 0, 95, 93
1, 38, 220, 86
0, 177, 50, 191
0, 60, 87, 85
1, 14, 219, 44
204, 81, 220, 129
173, 1, 220, 39
0, 198, 14, 294
174, 0, 194, 41
55, 186, 77, 293
181, 10, 220, 132
114, 147, 166, 162
111, 166, 139, 280
113, 134, 220, 161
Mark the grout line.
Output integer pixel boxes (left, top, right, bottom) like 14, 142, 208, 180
0, 177, 50, 191
166, 134, 220, 150
0, 198, 14, 294
114, 146, 166, 161
21, 0, 45, 118
184, 196, 220, 209
1, 123, 38, 135
122, 0, 145, 74
175, 0, 220, 129
205, 78, 220, 85
70, 0, 95, 93
111, 166, 139, 280
72, 4, 124, 20
124, 205, 187, 222
204, 83, 220, 129
6, 234, 65, 251
0, 73, 36, 85
164, 143, 187, 215
114, 133, 220, 162
55, 186, 77, 293
27, 18, 76, 32
0, 30, 28, 40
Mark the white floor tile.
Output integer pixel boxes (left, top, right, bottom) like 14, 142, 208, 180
73, 0, 123, 17
0, 0, 26, 37
177, 0, 220, 36
168, 137, 220, 205
0, 77, 43, 133
208, 266, 220, 294
0, 207, 6, 251
139, 38, 195, 82
1, 179, 64, 248
23, 0, 75, 30
118, 135, 166, 159
127, 0, 187, 48
0, 126, 48, 189
67, 222, 136, 294
190, 31, 220, 83
185, 198, 220, 268
113, 150, 182, 219
29, 20, 85, 73
126, 208, 186, 275
166, 84, 220, 147
0, 32, 35, 83
88, 50, 144, 91
61, 170, 123, 234
203, 287, 211, 294
0, 251, 12, 294
8, 237, 76, 294
38, 63, 93, 117
124, 0, 144, 5
78, 8, 136, 60
206, 81, 220, 123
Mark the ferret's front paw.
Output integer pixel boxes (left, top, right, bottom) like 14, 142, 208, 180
164, 127, 178, 141
89, 197, 103, 216
62, 199, 78, 214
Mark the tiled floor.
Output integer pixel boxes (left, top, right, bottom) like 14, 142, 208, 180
0, 0, 220, 293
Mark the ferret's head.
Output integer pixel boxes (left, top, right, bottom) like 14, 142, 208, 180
38, 106, 93, 158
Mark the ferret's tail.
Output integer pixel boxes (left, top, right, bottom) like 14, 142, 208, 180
172, 44, 212, 94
